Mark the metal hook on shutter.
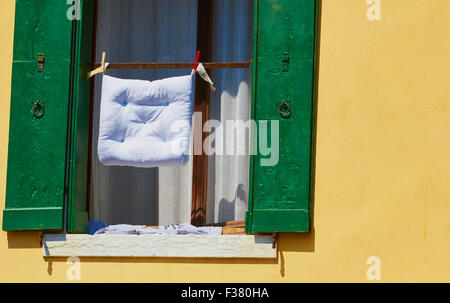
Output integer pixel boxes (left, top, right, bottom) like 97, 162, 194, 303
278, 100, 291, 118
32, 101, 45, 118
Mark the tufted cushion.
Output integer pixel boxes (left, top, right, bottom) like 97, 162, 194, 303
98, 74, 194, 167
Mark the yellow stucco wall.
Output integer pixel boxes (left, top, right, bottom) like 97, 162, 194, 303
0, 0, 449, 282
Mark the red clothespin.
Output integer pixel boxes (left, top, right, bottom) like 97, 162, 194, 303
194, 51, 200, 71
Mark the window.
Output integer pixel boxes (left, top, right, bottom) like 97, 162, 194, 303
2, 0, 318, 241
88, 0, 253, 230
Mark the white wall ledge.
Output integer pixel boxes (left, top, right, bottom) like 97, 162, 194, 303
43, 233, 277, 259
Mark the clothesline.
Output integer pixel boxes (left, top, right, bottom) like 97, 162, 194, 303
88, 60, 252, 70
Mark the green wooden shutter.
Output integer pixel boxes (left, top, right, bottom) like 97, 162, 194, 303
246, 0, 319, 233
2, 0, 93, 231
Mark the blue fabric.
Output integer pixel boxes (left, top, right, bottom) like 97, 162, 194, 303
88, 221, 107, 235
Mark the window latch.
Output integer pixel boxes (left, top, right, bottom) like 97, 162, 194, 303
282, 53, 289, 72
38, 54, 45, 72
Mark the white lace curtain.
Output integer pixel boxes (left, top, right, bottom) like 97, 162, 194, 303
90, 0, 253, 225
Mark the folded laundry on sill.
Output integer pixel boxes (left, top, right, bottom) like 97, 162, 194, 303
88, 220, 108, 235
94, 223, 222, 235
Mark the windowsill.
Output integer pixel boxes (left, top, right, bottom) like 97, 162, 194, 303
43, 233, 276, 259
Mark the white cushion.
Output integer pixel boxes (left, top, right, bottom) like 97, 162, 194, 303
98, 74, 194, 167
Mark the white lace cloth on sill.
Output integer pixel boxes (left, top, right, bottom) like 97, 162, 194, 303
94, 223, 222, 235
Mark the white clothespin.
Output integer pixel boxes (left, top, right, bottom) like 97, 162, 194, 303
87, 52, 109, 79
196, 63, 216, 92
192, 63, 216, 92
191, 51, 215, 92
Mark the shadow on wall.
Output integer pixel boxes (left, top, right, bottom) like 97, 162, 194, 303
277, 228, 316, 277
7, 231, 41, 249
278, 229, 315, 254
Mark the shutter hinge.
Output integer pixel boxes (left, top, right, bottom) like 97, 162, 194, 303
38, 54, 45, 72
272, 232, 279, 249
39, 231, 44, 247
245, 211, 252, 234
